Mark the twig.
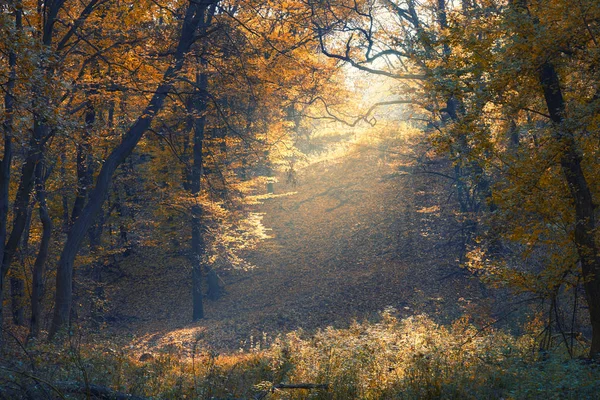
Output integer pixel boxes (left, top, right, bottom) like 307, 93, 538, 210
274, 383, 329, 390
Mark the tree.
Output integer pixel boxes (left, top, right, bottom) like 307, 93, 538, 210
0, 0, 20, 343
48, 0, 221, 338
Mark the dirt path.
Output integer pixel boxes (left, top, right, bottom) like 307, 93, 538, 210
109, 136, 485, 351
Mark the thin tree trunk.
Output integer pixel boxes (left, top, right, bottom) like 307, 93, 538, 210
206, 267, 221, 301
67, 104, 96, 327
28, 156, 52, 341
48, 0, 218, 338
89, 204, 105, 326
10, 277, 25, 326
60, 151, 70, 232
113, 191, 130, 247
70, 104, 94, 226
11, 200, 33, 326
240, 105, 255, 181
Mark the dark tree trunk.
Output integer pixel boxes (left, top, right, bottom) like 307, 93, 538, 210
88, 207, 105, 250
69, 105, 97, 326
189, 2, 218, 320
70, 104, 95, 226
11, 200, 33, 326
206, 267, 221, 301
28, 157, 52, 342
0, 2, 20, 346
3, 119, 46, 328
191, 67, 208, 321
49, 0, 219, 338
191, 206, 205, 320
89, 205, 105, 326
113, 191, 130, 247
10, 270, 25, 326
538, 61, 600, 358
60, 151, 70, 232
2, 0, 60, 338
437, 0, 451, 57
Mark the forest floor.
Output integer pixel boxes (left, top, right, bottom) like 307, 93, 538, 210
106, 128, 494, 353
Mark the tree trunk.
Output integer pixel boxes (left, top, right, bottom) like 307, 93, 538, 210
538, 61, 600, 358
11, 200, 33, 327
89, 205, 105, 326
28, 157, 52, 341
206, 267, 221, 301
0, 1, 20, 347
3, 116, 48, 325
49, 0, 219, 338
113, 191, 130, 247
190, 67, 208, 320
10, 269, 25, 326
189, 3, 218, 319
60, 151, 70, 232
70, 104, 94, 226
2, 0, 59, 339
191, 207, 205, 321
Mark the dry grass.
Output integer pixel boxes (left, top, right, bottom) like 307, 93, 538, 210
2, 311, 599, 399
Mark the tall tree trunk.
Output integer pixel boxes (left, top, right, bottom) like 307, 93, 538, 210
67, 104, 96, 326
190, 67, 208, 321
190, 2, 219, 316
2, 0, 61, 338
538, 61, 600, 358
3, 120, 48, 327
0, 1, 20, 346
28, 157, 52, 342
49, 0, 219, 338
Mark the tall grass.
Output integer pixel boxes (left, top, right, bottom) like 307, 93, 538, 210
1, 311, 599, 399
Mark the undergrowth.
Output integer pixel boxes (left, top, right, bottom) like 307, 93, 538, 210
1, 311, 599, 399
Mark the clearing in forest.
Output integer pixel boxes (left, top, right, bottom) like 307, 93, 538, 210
108, 128, 488, 351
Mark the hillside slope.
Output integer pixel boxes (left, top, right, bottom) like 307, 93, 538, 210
107, 132, 487, 351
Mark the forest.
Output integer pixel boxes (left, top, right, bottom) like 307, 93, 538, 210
1, 0, 600, 398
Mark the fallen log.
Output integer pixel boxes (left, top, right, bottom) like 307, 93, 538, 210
273, 383, 329, 390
